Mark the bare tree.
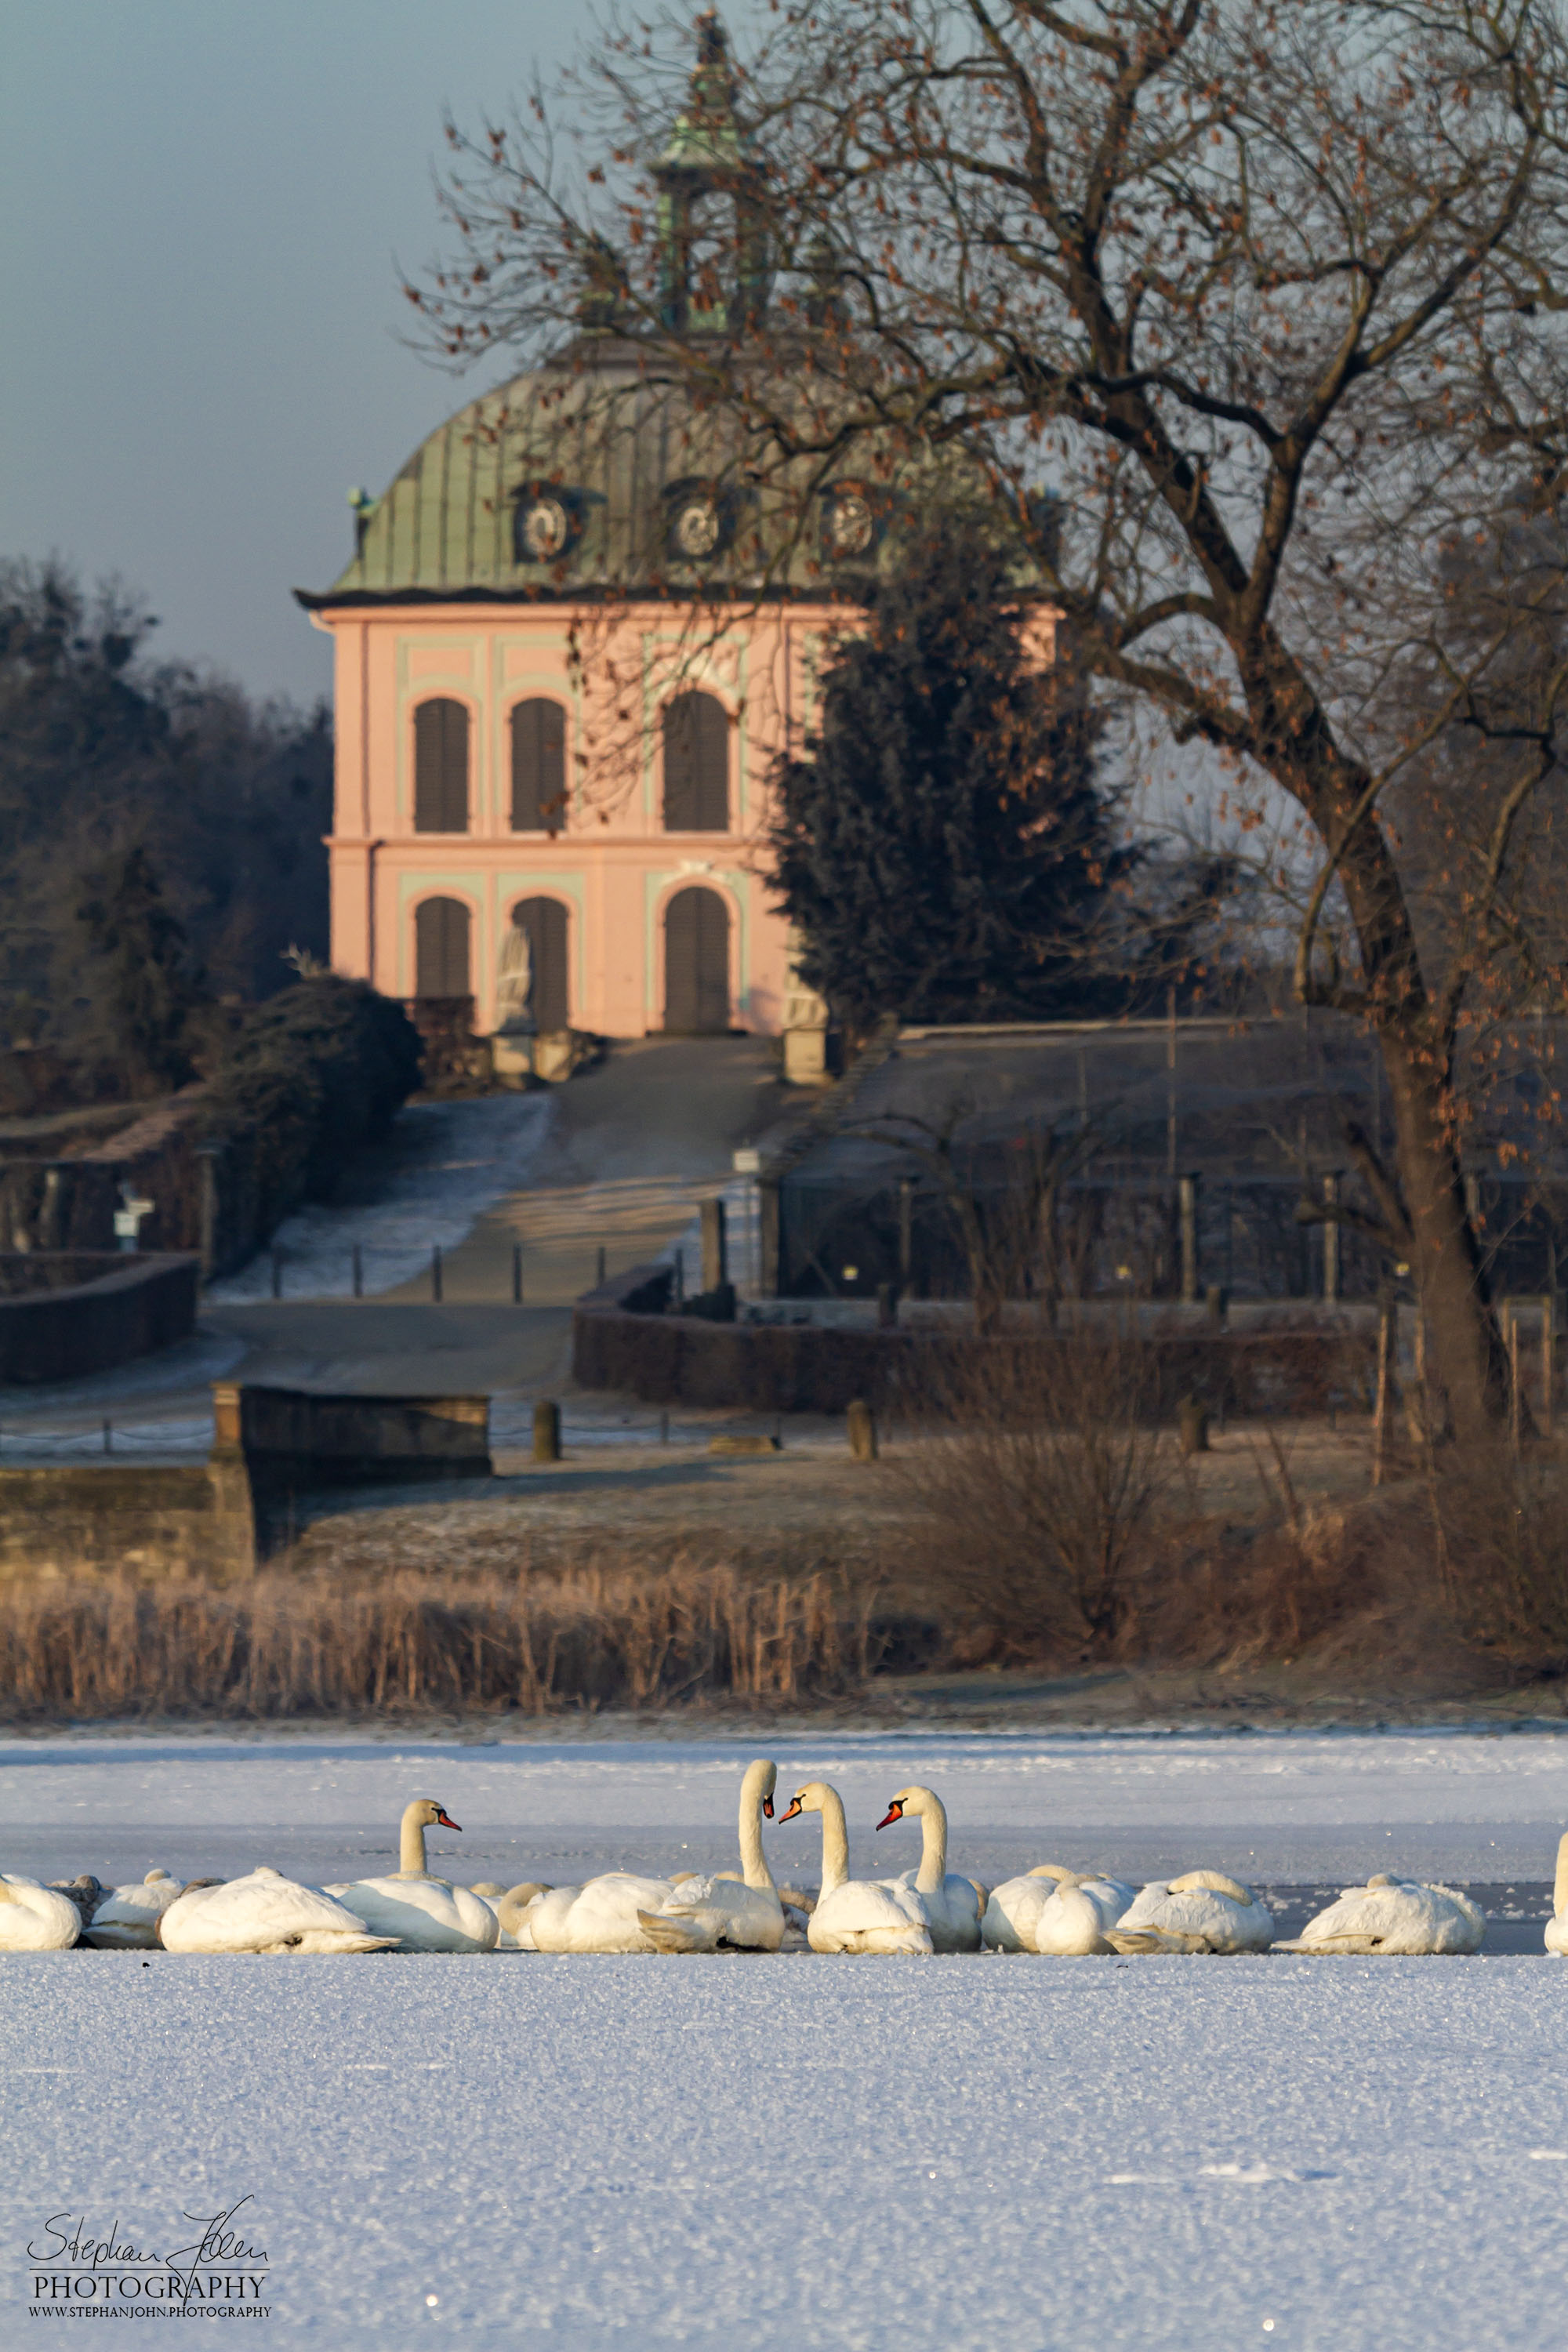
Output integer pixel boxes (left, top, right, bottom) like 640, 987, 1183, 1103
851, 1102, 1102, 1331
411, 0, 1568, 1434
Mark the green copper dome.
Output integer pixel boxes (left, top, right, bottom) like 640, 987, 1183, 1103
300, 339, 773, 605
299, 18, 1042, 612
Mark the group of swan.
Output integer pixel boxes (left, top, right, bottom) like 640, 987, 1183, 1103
10, 1774, 1568, 1959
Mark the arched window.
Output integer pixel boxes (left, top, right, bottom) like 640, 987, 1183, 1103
663, 886, 730, 1033
412, 699, 470, 833
414, 897, 471, 999
510, 699, 566, 833
661, 691, 729, 832
512, 898, 570, 1033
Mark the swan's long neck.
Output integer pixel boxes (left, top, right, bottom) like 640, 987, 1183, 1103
400, 1806, 428, 1876
817, 1788, 851, 1898
1555, 1831, 1568, 1920
739, 1766, 777, 1893
913, 1794, 949, 1893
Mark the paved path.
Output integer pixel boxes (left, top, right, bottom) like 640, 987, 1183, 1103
381, 1033, 787, 1308
0, 1038, 794, 1434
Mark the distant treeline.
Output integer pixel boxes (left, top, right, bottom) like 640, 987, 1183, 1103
0, 557, 332, 1102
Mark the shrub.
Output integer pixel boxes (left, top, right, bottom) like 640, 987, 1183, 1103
898, 1330, 1173, 1653
199, 974, 422, 1234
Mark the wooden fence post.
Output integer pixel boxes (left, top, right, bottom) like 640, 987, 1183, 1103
1321, 1173, 1341, 1302
1373, 1290, 1396, 1487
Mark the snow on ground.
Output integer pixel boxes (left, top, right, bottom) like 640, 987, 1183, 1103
5, 1732, 1568, 2349
206, 1094, 554, 1302
5, 1956, 1567, 2350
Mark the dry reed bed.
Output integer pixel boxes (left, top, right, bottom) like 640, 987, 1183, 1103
0, 1561, 883, 1722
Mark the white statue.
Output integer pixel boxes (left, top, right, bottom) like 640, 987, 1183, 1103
495, 920, 535, 1033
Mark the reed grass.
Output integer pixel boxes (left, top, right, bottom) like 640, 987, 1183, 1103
0, 1559, 883, 1722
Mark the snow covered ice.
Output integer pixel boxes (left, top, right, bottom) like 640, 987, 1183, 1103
4, 1730, 1567, 2348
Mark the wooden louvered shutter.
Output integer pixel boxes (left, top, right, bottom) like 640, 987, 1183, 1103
414, 699, 470, 833
663, 886, 730, 1031
514, 898, 569, 1031
662, 692, 729, 832
510, 699, 567, 833
415, 898, 471, 998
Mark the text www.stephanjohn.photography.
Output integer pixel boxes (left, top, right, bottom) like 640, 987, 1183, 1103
25, 2198, 270, 2319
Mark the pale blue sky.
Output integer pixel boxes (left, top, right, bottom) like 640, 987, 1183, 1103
1, 1, 589, 706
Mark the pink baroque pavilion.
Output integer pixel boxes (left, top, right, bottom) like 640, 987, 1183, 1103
296, 31, 883, 1064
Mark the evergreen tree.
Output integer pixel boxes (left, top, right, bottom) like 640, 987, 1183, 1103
76, 844, 206, 1094
0, 557, 332, 1092
768, 523, 1131, 1031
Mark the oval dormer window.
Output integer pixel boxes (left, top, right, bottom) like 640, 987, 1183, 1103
673, 499, 720, 561
520, 496, 571, 562
826, 490, 875, 558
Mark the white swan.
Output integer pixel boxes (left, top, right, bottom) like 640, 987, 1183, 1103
1548, 1834, 1568, 1955
159, 1868, 394, 1955
1279, 1872, 1485, 1955
984, 1864, 1137, 1956
0, 1874, 81, 1951
330, 1799, 499, 1954
530, 1760, 788, 1955
1106, 1870, 1275, 1955
777, 1782, 932, 1955
637, 1760, 787, 1954
486, 1883, 554, 1950
527, 1872, 686, 1953
85, 1868, 187, 1950
874, 1786, 982, 1951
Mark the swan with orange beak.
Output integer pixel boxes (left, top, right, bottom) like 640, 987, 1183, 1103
875, 1787, 983, 1952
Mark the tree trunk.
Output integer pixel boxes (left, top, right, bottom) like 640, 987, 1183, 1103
1378, 1022, 1503, 1442
1240, 632, 1505, 1438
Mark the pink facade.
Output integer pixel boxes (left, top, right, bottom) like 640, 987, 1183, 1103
311, 599, 847, 1037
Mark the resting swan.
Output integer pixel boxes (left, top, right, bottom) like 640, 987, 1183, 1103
532, 1759, 787, 1955
984, 1864, 1137, 1956
1548, 1834, 1568, 1956
875, 1786, 982, 1951
330, 1799, 499, 1954
778, 1782, 932, 1955
637, 1759, 786, 1953
159, 1867, 394, 1955
0, 1874, 81, 1951
1106, 1870, 1274, 1955
1278, 1872, 1485, 1955
85, 1868, 187, 1950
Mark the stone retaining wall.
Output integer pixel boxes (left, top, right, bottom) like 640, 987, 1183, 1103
573, 1266, 1376, 1417
0, 1458, 256, 1582
0, 1252, 199, 1385
214, 1383, 492, 1497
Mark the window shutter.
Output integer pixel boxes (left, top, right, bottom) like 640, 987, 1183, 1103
414, 699, 470, 833
510, 699, 567, 833
662, 692, 729, 831
513, 898, 570, 1030
415, 897, 471, 998
663, 885, 730, 1030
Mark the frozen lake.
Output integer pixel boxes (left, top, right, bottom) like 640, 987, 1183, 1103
3, 1731, 1566, 2347
5, 1724, 1567, 1888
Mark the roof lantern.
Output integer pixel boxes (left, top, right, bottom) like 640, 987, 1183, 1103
653, 14, 769, 336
